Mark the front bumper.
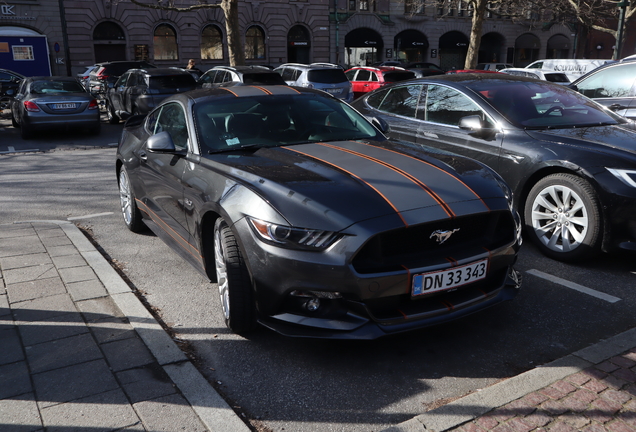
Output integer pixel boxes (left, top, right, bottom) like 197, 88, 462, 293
232, 210, 522, 339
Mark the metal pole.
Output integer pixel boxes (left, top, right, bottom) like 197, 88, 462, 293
615, 1, 629, 60
58, 0, 72, 76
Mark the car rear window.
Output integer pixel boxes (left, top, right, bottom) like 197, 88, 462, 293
31, 80, 85, 94
383, 71, 416, 83
242, 73, 286, 85
545, 73, 570, 83
307, 69, 348, 84
149, 75, 197, 93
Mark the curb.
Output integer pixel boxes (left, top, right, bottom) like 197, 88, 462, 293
382, 327, 636, 431
14, 220, 251, 432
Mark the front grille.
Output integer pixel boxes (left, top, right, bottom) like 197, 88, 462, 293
352, 210, 515, 274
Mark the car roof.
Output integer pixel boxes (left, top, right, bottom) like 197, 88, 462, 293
0, 68, 26, 78
277, 63, 342, 70
166, 85, 324, 105
213, 65, 277, 73
130, 68, 193, 76
27, 76, 80, 81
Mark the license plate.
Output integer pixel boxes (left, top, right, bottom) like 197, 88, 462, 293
325, 88, 341, 94
53, 103, 77, 110
412, 259, 488, 297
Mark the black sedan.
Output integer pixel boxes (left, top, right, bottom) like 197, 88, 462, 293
116, 86, 522, 339
352, 74, 636, 261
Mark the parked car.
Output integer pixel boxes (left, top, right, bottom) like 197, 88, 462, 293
76, 65, 98, 90
569, 59, 636, 120
10, 76, 100, 139
115, 85, 522, 339
0, 68, 25, 109
404, 62, 444, 71
475, 63, 513, 71
525, 59, 614, 82
105, 67, 197, 123
197, 65, 285, 89
499, 68, 570, 85
345, 66, 415, 99
446, 69, 502, 74
87, 60, 156, 98
274, 63, 353, 102
351, 74, 636, 261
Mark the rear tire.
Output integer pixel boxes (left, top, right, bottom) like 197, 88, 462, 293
213, 218, 256, 335
11, 113, 19, 128
106, 101, 119, 124
524, 173, 601, 262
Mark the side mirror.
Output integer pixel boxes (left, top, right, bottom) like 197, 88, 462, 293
368, 116, 390, 134
147, 131, 177, 152
458, 115, 484, 131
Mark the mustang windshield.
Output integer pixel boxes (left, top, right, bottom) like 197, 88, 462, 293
468, 81, 623, 129
194, 93, 383, 152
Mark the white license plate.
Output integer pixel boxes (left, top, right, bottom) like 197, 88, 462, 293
325, 88, 341, 94
54, 103, 77, 110
412, 259, 488, 297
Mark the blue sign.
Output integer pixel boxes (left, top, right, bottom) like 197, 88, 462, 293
54, 42, 60, 53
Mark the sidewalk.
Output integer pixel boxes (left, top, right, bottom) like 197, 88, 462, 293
0, 220, 250, 432
2, 220, 635, 432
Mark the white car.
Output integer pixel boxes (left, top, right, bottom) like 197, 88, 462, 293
499, 68, 571, 85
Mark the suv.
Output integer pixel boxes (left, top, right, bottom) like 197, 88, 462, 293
105, 68, 196, 123
87, 61, 156, 98
274, 63, 353, 102
198, 65, 285, 88
345, 66, 416, 99
499, 68, 570, 84
0, 68, 25, 109
475, 63, 513, 71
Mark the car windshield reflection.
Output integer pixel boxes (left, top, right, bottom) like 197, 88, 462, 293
468, 81, 622, 129
194, 94, 383, 153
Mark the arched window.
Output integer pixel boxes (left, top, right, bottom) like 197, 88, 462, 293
154, 24, 178, 60
245, 26, 265, 60
201, 25, 223, 60
93, 22, 125, 41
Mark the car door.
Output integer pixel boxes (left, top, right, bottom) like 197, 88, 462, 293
574, 63, 636, 119
414, 84, 503, 173
125, 72, 145, 114
364, 84, 424, 142
110, 72, 130, 112
350, 69, 371, 97
137, 102, 191, 240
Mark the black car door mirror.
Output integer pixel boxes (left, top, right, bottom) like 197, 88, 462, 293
147, 131, 178, 152
458, 115, 484, 131
367, 116, 390, 134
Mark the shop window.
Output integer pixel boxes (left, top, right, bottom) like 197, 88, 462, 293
245, 26, 265, 60
93, 22, 125, 41
154, 24, 178, 61
201, 25, 223, 60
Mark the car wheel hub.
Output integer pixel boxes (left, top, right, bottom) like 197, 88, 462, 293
530, 185, 588, 252
214, 228, 230, 320
119, 171, 132, 225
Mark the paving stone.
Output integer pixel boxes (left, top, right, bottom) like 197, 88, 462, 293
58, 266, 97, 285
0, 236, 46, 258
18, 311, 88, 346
504, 399, 536, 417
66, 279, 107, 301
560, 394, 590, 412
0, 326, 25, 366
33, 359, 119, 409
590, 397, 622, 421
604, 375, 628, 390
11, 293, 77, 322
50, 253, 87, 270
35, 227, 65, 239
610, 356, 636, 369
541, 399, 568, 415
40, 388, 142, 432
544, 421, 577, 432
562, 412, 592, 429
568, 372, 593, 387
5, 277, 66, 304
614, 368, 636, 383
76, 296, 125, 321
101, 336, 155, 372
25, 333, 103, 374
3, 264, 57, 286
458, 422, 487, 432
540, 385, 568, 400
0, 293, 9, 318
552, 380, 577, 395
583, 368, 609, 381
40, 235, 72, 248
476, 415, 499, 429
523, 411, 552, 428
0, 226, 36, 239
0, 253, 52, 271
116, 363, 177, 403
0, 392, 43, 432
523, 391, 550, 406
0, 361, 32, 399
572, 388, 599, 404
583, 379, 609, 394
601, 389, 632, 405
597, 361, 621, 373
45, 245, 77, 258
583, 423, 610, 432
133, 393, 208, 432
606, 419, 636, 432
87, 316, 136, 344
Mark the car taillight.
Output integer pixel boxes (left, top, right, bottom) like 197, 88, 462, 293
88, 99, 99, 110
24, 101, 40, 112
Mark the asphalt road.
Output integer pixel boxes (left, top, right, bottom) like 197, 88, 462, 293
2, 114, 635, 432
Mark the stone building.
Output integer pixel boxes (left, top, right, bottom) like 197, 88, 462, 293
1, 0, 631, 78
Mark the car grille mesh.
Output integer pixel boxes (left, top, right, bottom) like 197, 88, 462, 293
352, 210, 515, 274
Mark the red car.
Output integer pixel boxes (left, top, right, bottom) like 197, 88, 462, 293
345, 66, 416, 99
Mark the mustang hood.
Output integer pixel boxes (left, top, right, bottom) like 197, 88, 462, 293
525, 125, 636, 157
208, 140, 508, 231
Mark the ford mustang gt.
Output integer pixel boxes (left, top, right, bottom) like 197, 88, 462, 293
116, 85, 522, 339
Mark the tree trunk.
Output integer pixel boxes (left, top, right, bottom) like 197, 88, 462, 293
222, 0, 244, 66
464, 0, 488, 69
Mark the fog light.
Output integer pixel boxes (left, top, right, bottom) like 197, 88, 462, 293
304, 298, 321, 312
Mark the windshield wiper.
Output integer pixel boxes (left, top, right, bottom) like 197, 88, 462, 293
208, 144, 266, 154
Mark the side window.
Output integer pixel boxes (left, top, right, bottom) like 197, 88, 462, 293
281, 68, 293, 81
200, 70, 216, 84
213, 71, 227, 84
146, 108, 161, 135
371, 72, 379, 82
155, 103, 189, 150
357, 70, 371, 81
115, 72, 130, 88
366, 87, 389, 108
576, 64, 636, 98
377, 85, 422, 118
292, 69, 302, 81
528, 62, 543, 69
421, 85, 487, 126
345, 69, 357, 81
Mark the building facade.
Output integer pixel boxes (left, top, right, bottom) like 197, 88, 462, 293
1, 0, 633, 78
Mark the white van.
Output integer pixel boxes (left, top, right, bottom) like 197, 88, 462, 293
526, 59, 614, 81
499, 68, 571, 85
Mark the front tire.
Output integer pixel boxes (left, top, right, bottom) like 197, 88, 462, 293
118, 166, 145, 233
524, 173, 601, 261
213, 218, 256, 335
106, 101, 119, 124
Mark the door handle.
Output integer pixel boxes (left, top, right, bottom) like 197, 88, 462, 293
139, 150, 147, 161
609, 103, 628, 111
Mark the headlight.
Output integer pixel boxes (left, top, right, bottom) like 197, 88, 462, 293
607, 168, 636, 188
248, 217, 341, 251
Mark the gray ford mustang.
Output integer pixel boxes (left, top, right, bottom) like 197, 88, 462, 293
116, 85, 522, 339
